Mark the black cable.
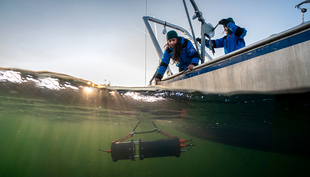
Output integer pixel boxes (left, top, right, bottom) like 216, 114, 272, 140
134, 130, 157, 134
152, 121, 158, 129
132, 120, 141, 132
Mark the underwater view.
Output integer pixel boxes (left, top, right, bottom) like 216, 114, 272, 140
0, 69, 310, 177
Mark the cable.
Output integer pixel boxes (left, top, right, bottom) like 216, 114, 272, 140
144, 0, 148, 85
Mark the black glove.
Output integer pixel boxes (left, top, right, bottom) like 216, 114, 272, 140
155, 73, 163, 81
196, 37, 201, 44
218, 19, 229, 27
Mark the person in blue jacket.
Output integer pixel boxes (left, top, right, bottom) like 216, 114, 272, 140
155, 30, 200, 83
198, 17, 247, 54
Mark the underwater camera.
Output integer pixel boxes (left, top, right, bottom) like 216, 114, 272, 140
99, 121, 195, 162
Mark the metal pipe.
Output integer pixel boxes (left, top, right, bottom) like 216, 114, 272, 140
143, 16, 193, 39
142, 17, 164, 61
189, 0, 199, 13
189, 0, 205, 23
200, 23, 207, 62
182, 0, 203, 63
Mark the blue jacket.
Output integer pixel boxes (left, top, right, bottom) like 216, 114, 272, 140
155, 37, 200, 80
207, 23, 247, 54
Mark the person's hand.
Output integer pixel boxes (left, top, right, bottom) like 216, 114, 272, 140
187, 64, 195, 71
155, 78, 160, 84
196, 38, 201, 44
218, 19, 229, 27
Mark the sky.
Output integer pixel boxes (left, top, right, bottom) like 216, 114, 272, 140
0, 0, 309, 87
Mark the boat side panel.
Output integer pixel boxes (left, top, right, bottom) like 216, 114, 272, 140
159, 29, 310, 94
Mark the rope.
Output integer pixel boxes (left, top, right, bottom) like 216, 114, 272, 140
112, 133, 132, 143
158, 130, 177, 139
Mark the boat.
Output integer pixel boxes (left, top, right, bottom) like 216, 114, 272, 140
144, 0, 310, 95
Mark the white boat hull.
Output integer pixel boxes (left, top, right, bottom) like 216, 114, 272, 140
157, 22, 310, 94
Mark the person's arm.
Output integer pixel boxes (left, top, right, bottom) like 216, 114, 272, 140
155, 51, 170, 81
212, 38, 225, 48
197, 37, 224, 49
186, 40, 200, 67
227, 23, 247, 38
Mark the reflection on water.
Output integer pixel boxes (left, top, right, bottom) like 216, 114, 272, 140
1, 69, 310, 177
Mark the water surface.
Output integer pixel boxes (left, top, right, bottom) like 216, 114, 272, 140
0, 69, 309, 177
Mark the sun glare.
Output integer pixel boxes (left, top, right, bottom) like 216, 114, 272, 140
83, 87, 93, 93
124, 92, 166, 102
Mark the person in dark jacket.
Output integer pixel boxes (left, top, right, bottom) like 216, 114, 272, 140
155, 30, 200, 83
198, 17, 247, 54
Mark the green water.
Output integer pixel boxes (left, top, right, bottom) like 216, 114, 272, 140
0, 70, 310, 177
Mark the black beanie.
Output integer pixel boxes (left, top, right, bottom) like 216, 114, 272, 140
166, 30, 178, 41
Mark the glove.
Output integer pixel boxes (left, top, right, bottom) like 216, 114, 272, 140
218, 19, 229, 27
196, 37, 201, 44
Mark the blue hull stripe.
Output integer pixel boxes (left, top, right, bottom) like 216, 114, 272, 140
166, 29, 310, 84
